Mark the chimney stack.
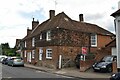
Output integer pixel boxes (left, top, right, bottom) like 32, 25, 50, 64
79, 14, 84, 22
27, 27, 32, 35
32, 18, 39, 30
49, 10, 55, 19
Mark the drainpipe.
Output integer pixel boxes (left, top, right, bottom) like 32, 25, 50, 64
88, 33, 91, 54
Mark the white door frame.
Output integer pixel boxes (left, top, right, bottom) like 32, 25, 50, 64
39, 48, 43, 60
27, 52, 31, 62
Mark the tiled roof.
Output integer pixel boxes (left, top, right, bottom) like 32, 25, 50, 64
105, 39, 116, 47
111, 9, 120, 17
23, 11, 114, 40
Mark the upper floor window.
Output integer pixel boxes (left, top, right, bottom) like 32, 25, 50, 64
46, 49, 52, 59
25, 41, 26, 48
40, 34, 42, 40
46, 31, 51, 41
91, 34, 97, 47
32, 37, 35, 47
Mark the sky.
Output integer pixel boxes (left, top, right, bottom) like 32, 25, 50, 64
0, 0, 119, 48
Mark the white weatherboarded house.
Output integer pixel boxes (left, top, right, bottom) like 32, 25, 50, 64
111, 1, 120, 69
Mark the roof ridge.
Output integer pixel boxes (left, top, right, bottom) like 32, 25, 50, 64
23, 11, 114, 40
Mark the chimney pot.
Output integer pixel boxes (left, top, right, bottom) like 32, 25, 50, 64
33, 18, 34, 21
79, 14, 84, 22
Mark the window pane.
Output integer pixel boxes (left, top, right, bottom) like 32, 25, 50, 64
91, 34, 97, 47
47, 31, 51, 41
46, 49, 52, 59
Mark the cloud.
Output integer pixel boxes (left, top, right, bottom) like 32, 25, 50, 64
85, 13, 105, 21
0, 0, 120, 47
18, 9, 45, 21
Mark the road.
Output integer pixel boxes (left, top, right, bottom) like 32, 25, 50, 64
2, 64, 86, 80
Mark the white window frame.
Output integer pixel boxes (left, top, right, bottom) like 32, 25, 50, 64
25, 41, 26, 47
40, 34, 42, 40
46, 31, 51, 41
21, 52, 23, 58
91, 34, 97, 47
46, 49, 52, 59
24, 50, 26, 57
32, 37, 35, 47
32, 50, 35, 59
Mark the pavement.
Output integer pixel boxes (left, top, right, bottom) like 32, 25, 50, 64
24, 63, 112, 79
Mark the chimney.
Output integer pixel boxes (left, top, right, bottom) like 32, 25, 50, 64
32, 18, 39, 30
49, 10, 55, 19
27, 27, 32, 35
79, 14, 84, 22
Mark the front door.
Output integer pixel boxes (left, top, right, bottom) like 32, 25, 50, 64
39, 48, 43, 60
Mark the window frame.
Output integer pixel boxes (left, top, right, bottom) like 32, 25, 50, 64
24, 50, 26, 57
24, 41, 26, 48
46, 31, 51, 41
46, 49, 52, 59
39, 48, 43, 60
32, 37, 35, 47
32, 50, 35, 59
40, 34, 42, 40
91, 34, 97, 47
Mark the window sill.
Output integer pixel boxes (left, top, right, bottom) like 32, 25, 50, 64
46, 57, 52, 59
91, 46, 97, 48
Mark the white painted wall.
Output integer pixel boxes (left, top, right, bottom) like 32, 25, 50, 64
118, 1, 120, 9
115, 16, 120, 68
112, 47, 117, 56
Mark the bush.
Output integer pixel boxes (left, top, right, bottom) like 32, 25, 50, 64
8, 53, 15, 56
16, 53, 20, 57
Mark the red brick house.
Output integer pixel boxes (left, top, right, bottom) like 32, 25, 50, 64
17, 10, 114, 69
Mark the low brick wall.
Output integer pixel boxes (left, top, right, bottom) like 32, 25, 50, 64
80, 60, 94, 72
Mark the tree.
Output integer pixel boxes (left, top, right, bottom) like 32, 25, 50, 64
1, 43, 10, 49
1, 43, 16, 56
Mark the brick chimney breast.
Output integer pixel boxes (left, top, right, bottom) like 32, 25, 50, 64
79, 14, 84, 22
49, 10, 55, 19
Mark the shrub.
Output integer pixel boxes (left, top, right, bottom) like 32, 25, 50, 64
16, 53, 20, 57
8, 53, 15, 56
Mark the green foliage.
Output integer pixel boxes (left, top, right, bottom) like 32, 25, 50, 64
8, 53, 15, 56
16, 53, 20, 57
1, 43, 10, 49
1, 43, 17, 56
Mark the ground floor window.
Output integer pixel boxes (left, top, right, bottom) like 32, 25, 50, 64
32, 50, 35, 59
24, 50, 26, 57
21, 52, 23, 58
39, 48, 43, 60
46, 49, 52, 59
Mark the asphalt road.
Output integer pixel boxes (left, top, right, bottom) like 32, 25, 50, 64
2, 64, 86, 80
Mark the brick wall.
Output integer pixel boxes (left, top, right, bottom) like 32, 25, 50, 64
95, 47, 111, 61
34, 46, 82, 69
80, 59, 94, 72
97, 35, 112, 48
